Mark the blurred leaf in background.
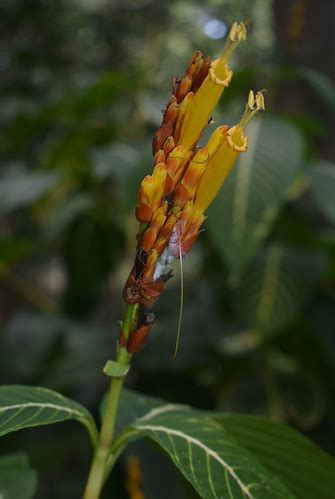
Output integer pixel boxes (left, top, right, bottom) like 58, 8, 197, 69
1, 0, 335, 497
0, 453, 37, 499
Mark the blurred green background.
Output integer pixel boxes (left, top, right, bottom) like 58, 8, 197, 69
1, 0, 335, 497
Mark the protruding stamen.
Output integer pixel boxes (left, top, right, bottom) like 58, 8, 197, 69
237, 23, 247, 40
221, 22, 247, 64
247, 90, 255, 110
256, 90, 266, 110
239, 89, 266, 130
229, 22, 238, 41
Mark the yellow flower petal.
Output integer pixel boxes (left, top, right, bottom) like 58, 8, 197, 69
193, 88, 266, 213
194, 126, 247, 213
176, 60, 233, 151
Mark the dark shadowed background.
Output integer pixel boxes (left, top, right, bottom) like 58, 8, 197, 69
1, 0, 335, 497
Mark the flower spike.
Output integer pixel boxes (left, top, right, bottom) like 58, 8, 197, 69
122, 29, 266, 354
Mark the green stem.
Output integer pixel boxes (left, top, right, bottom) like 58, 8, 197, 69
83, 303, 137, 499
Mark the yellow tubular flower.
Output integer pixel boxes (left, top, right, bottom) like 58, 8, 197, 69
124, 27, 266, 321
194, 90, 265, 213
176, 22, 247, 151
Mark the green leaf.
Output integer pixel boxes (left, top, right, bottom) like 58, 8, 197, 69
116, 392, 289, 497
131, 412, 294, 498
103, 360, 130, 378
116, 388, 186, 434
0, 452, 37, 499
309, 160, 335, 223
0, 385, 98, 446
232, 244, 324, 335
215, 415, 335, 499
115, 391, 335, 498
207, 118, 304, 279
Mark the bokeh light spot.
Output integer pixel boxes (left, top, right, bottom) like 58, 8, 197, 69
203, 18, 227, 40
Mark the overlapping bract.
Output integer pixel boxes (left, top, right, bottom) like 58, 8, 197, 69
121, 22, 264, 353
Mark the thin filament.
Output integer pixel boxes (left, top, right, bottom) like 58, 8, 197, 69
171, 227, 184, 359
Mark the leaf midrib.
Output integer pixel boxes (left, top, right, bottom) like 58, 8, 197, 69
134, 422, 255, 498
0, 402, 85, 419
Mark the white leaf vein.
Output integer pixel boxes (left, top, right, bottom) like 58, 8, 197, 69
0, 402, 85, 420
134, 423, 254, 498
136, 404, 189, 422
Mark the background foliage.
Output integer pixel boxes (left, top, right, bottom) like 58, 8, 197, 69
1, 0, 335, 497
